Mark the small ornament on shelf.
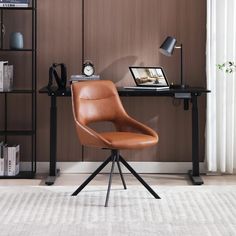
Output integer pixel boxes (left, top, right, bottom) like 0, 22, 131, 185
10, 32, 24, 50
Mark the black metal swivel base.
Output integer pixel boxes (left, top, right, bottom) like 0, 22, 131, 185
71, 149, 160, 207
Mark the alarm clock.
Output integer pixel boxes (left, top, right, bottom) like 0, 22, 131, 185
82, 61, 95, 77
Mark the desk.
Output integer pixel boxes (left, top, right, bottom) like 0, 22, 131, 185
39, 86, 210, 185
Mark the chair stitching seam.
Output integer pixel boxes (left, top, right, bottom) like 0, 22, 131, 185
79, 94, 116, 101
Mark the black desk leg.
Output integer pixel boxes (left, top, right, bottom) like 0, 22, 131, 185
189, 94, 204, 185
45, 95, 60, 185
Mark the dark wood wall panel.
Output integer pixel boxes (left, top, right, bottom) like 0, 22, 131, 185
83, 0, 206, 161
37, 0, 82, 161
1, 0, 206, 163
84, 0, 162, 86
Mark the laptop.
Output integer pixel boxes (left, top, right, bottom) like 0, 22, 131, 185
125, 66, 170, 90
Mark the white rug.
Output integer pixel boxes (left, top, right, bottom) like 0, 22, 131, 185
0, 186, 236, 236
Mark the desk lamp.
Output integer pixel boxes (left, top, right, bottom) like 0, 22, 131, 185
159, 36, 186, 88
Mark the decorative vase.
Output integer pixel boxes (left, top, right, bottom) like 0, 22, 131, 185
10, 32, 24, 49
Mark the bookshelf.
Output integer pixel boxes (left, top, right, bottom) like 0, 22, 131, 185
0, 0, 36, 178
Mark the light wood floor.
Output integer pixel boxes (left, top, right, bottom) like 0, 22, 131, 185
0, 174, 236, 186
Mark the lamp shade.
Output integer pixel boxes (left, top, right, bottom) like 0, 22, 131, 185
159, 36, 177, 56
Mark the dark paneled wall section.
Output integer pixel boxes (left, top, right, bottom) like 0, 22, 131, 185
36, 0, 206, 162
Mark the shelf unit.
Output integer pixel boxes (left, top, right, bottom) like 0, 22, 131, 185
0, 0, 37, 179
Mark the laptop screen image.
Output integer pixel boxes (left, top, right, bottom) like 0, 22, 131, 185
129, 66, 169, 88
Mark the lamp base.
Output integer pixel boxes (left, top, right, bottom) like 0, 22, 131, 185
170, 84, 188, 89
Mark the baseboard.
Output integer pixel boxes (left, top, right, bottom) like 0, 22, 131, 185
21, 162, 206, 174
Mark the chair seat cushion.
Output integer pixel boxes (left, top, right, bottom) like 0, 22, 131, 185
99, 132, 158, 149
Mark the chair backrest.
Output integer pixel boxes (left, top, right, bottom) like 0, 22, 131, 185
71, 80, 128, 147
71, 80, 127, 125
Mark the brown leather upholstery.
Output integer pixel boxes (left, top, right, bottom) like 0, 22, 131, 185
71, 80, 158, 150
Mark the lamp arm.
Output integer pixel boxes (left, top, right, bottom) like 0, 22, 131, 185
175, 44, 184, 87
180, 44, 183, 87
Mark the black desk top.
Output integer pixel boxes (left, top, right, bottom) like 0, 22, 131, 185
39, 86, 210, 97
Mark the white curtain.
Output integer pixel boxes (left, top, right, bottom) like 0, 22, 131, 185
206, 0, 236, 173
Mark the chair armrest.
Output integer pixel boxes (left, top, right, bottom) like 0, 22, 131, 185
74, 120, 112, 148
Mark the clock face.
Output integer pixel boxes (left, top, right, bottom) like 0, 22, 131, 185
83, 64, 94, 76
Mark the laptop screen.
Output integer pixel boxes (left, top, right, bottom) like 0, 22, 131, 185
129, 66, 169, 87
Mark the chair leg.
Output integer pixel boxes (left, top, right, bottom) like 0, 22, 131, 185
116, 154, 127, 190
119, 155, 161, 199
71, 155, 112, 196
104, 153, 116, 207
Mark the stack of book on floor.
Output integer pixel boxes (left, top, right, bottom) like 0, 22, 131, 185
0, 142, 20, 176
0, 0, 29, 7
0, 61, 13, 92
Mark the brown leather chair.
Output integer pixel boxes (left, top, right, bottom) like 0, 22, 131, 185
71, 80, 160, 206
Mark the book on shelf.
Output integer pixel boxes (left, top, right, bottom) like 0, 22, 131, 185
3, 144, 8, 176
0, 61, 13, 92
0, 61, 8, 91
0, 142, 4, 176
0, 0, 29, 7
6, 145, 20, 176
4, 65, 13, 91
0, 143, 20, 176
